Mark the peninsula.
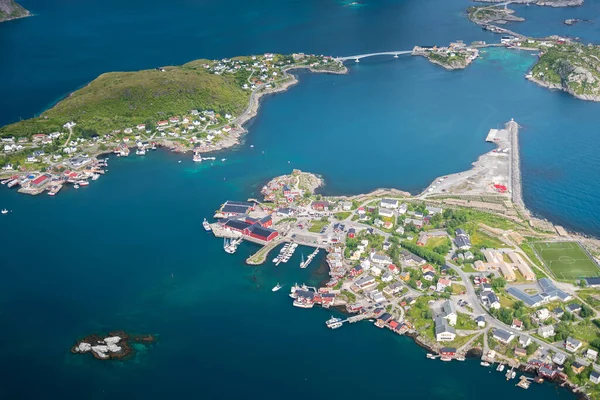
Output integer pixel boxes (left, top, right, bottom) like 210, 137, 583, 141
206, 119, 600, 399
0, 0, 29, 22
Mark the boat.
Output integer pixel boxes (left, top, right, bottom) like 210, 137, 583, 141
193, 153, 202, 162
272, 257, 280, 263
497, 364, 505, 372
426, 353, 436, 359
480, 361, 490, 367
440, 357, 452, 362
78, 180, 89, 187
1, 209, 8, 214
456, 356, 466, 361
178, 160, 182, 163
516, 377, 531, 389
202, 218, 211, 231
293, 299, 314, 308
325, 316, 343, 329
224, 238, 237, 254
250, 145, 254, 148
91, 174, 100, 181
300, 253, 305, 268
74, 184, 80, 189
136, 148, 146, 155
221, 158, 226, 162
272, 283, 283, 292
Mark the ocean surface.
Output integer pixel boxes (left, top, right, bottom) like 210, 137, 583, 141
0, 0, 599, 398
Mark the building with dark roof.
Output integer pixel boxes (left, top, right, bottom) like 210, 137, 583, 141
246, 224, 278, 242
221, 204, 252, 216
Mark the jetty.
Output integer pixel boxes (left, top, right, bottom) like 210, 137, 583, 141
337, 50, 412, 62
300, 247, 320, 269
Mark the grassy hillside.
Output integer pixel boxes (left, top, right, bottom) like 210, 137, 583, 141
0, 0, 30, 22
0, 59, 251, 137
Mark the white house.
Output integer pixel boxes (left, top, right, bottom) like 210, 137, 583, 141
380, 198, 399, 209
379, 208, 394, 218
566, 336, 582, 352
435, 317, 456, 342
538, 325, 555, 338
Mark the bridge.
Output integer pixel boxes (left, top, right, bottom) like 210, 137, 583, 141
337, 50, 412, 62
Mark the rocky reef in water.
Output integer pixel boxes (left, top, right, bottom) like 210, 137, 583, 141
71, 331, 155, 360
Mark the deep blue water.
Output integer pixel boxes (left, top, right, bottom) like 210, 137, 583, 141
0, 0, 598, 398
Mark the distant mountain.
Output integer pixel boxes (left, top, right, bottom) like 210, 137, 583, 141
0, 0, 30, 22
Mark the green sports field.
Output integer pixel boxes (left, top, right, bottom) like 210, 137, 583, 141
531, 241, 600, 280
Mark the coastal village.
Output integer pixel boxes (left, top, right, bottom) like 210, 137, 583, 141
205, 149, 600, 397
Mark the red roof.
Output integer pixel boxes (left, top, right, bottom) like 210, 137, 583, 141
32, 175, 48, 185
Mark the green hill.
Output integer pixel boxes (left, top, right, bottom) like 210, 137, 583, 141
0, 59, 251, 138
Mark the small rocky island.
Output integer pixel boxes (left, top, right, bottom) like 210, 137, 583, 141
412, 42, 479, 70
475, 0, 583, 7
71, 331, 155, 360
563, 18, 592, 25
467, 5, 525, 26
0, 0, 29, 22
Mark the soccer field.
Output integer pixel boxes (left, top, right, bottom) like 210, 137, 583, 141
531, 241, 600, 280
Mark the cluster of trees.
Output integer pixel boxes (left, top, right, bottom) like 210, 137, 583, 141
488, 300, 533, 330
400, 241, 446, 265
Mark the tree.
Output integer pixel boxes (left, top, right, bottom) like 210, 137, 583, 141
490, 277, 506, 290
580, 279, 587, 287
526, 342, 539, 355
580, 304, 594, 319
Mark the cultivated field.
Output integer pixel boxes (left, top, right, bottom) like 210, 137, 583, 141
531, 241, 600, 280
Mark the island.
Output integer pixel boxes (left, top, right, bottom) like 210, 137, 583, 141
71, 331, 155, 360
0, 0, 29, 22
0, 53, 346, 195
527, 40, 600, 101
412, 42, 479, 70
467, 4, 525, 26
206, 118, 600, 398
475, 0, 584, 7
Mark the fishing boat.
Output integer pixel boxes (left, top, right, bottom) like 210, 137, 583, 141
272, 283, 282, 292
92, 174, 100, 181
480, 361, 490, 367
497, 364, 505, 372
74, 184, 80, 189
78, 180, 89, 187
456, 356, 466, 361
325, 316, 343, 329
293, 299, 314, 308
193, 153, 202, 162
300, 254, 305, 268
1, 209, 8, 214
202, 218, 211, 231
223, 238, 237, 254
440, 357, 452, 362
136, 148, 146, 156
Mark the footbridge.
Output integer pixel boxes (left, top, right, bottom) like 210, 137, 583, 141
337, 50, 412, 62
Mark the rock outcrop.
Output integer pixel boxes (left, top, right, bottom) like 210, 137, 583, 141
0, 0, 30, 22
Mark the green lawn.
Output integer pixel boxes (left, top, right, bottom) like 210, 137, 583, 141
334, 212, 351, 220
571, 320, 600, 344
531, 241, 600, 280
578, 289, 600, 312
308, 220, 328, 233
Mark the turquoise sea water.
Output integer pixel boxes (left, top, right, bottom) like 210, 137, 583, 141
0, 1, 599, 398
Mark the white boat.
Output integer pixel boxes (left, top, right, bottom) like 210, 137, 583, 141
497, 364, 505, 372
136, 149, 146, 155
178, 160, 182, 163
250, 145, 254, 148
221, 158, 226, 162
456, 356, 466, 361
272, 257, 280, 263
193, 153, 202, 162
91, 174, 100, 181
272, 283, 283, 292
300, 254, 305, 268
325, 316, 343, 329
293, 300, 314, 308
74, 184, 80, 189
202, 218, 211, 231
1, 209, 8, 214
78, 180, 89, 187
480, 361, 490, 367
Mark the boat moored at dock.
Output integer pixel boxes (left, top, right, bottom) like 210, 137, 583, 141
325, 316, 343, 329
203, 218, 212, 231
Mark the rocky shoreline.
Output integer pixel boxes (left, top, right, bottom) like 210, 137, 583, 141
526, 75, 600, 102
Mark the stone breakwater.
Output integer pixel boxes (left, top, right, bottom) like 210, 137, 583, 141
475, 0, 583, 7
508, 119, 526, 215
